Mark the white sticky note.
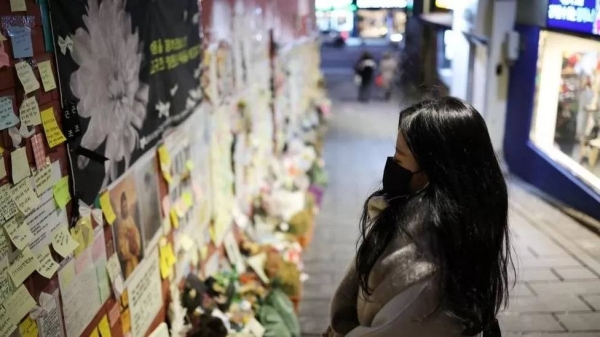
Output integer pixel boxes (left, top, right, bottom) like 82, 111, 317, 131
10, 178, 41, 216
51, 225, 79, 258
0, 306, 17, 337
35, 246, 59, 279
34, 164, 54, 195
4, 285, 36, 325
19, 96, 41, 126
8, 247, 38, 286
0, 185, 18, 221
11, 147, 30, 184
4, 216, 33, 250
38, 61, 57, 92
15, 61, 40, 94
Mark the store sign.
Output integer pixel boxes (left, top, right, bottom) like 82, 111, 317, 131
547, 0, 597, 35
356, 0, 408, 9
436, 0, 453, 10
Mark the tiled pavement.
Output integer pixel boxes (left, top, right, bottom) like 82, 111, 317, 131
300, 72, 600, 336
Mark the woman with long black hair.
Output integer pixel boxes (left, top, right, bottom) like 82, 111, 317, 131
324, 97, 513, 337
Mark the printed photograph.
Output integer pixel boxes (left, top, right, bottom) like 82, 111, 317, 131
135, 154, 162, 251
110, 172, 144, 279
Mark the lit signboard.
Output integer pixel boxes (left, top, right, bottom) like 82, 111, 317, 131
547, 0, 598, 35
356, 0, 408, 9
436, 0, 453, 9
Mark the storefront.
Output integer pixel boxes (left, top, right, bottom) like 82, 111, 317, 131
316, 0, 355, 33
505, 0, 600, 219
355, 0, 408, 39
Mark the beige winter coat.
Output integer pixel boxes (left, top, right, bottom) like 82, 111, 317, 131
323, 197, 470, 337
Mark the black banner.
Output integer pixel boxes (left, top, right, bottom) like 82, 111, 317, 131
49, 0, 202, 203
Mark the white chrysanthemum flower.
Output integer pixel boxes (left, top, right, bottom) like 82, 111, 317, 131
70, 0, 149, 187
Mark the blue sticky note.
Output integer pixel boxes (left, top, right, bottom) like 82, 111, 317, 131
0, 97, 20, 130
7, 26, 33, 59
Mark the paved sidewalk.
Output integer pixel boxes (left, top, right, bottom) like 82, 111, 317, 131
300, 75, 600, 336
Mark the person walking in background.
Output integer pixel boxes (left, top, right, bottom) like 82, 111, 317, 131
354, 52, 376, 102
379, 52, 398, 100
324, 97, 511, 337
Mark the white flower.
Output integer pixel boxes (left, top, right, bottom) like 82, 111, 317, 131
70, 0, 149, 187
156, 101, 170, 119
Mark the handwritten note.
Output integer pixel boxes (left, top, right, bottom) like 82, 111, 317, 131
0, 307, 16, 337
11, 147, 30, 184
8, 247, 38, 286
52, 225, 79, 258
35, 246, 59, 279
4, 216, 33, 250
5, 285, 36, 325
8, 26, 33, 59
99, 192, 116, 225
0, 185, 17, 221
20, 96, 41, 126
34, 164, 54, 195
18, 316, 37, 337
0, 233, 9, 263
11, 178, 41, 216
0, 270, 15, 304
10, 0, 27, 12
53, 176, 70, 209
38, 60, 57, 92
15, 61, 40, 94
0, 96, 19, 130
41, 107, 66, 148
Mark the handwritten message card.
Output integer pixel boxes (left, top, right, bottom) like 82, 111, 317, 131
7, 27, 33, 59
38, 61, 57, 92
8, 247, 38, 286
11, 147, 30, 184
11, 179, 41, 216
41, 107, 66, 148
4, 216, 33, 250
0, 97, 19, 130
0, 306, 16, 337
52, 225, 79, 258
15, 61, 40, 94
20, 96, 41, 126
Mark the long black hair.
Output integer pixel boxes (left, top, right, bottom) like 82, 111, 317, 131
355, 97, 513, 335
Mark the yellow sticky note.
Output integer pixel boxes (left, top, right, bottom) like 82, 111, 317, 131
185, 159, 194, 171
53, 176, 71, 209
70, 225, 86, 256
99, 192, 116, 225
89, 328, 100, 337
10, 0, 26, 12
199, 246, 208, 260
18, 316, 37, 337
10, 178, 41, 216
41, 107, 66, 148
10, 147, 30, 184
182, 191, 194, 208
159, 244, 171, 279
15, 61, 40, 94
20, 96, 41, 127
157, 145, 171, 166
34, 164, 54, 195
97, 315, 112, 337
35, 246, 59, 279
169, 209, 179, 229
37, 61, 57, 92
5, 285, 35, 325
0, 307, 17, 337
4, 216, 33, 250
8, 248, 38, 287
52, 225, 80, 258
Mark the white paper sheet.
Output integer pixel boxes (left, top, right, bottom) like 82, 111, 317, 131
127, 249, 163, 337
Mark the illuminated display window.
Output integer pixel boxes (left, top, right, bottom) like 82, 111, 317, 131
356, 0, 408, 9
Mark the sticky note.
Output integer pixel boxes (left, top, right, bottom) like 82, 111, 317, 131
20, 96, 41, 126
8, 27, 33, 59
0, 185, 18, 221
35, 246, 59, 279
41, 107, 66, 148
99, 192, 116, 225
0, 270, 14, 304
38, 61, 57, 92
8, 247, 38, 286
18, 315, 37, 337
4, 216, 33, 250
0, 97, 19, 130
170, 209, 179, 228
159, 242, 175, 279
0, 156, 6, 180
98, 315, 112, 337
182, 191, 194, 208
157, 146, 171, 166
10, 179, 41, 216
15, 61, 39, 95
106, 254, 124, 297
52, 176, 70, 209
0, 33, 6, 42
34, 164, 54, 195
4, 285, 36, 325
0, 307, 16, 337
10, 147, 30, 184
90, 328, 100, 337
10, 0, 26, 12
185, 159, 194, 171
51, 225, 79, 258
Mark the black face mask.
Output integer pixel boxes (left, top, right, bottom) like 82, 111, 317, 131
382, 157, 419, 198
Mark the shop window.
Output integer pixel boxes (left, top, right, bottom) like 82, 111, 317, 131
530, 31, 600, 190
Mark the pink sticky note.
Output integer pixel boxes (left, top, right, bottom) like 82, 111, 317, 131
31, 133, 47, 169
0, 43, 9, 69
